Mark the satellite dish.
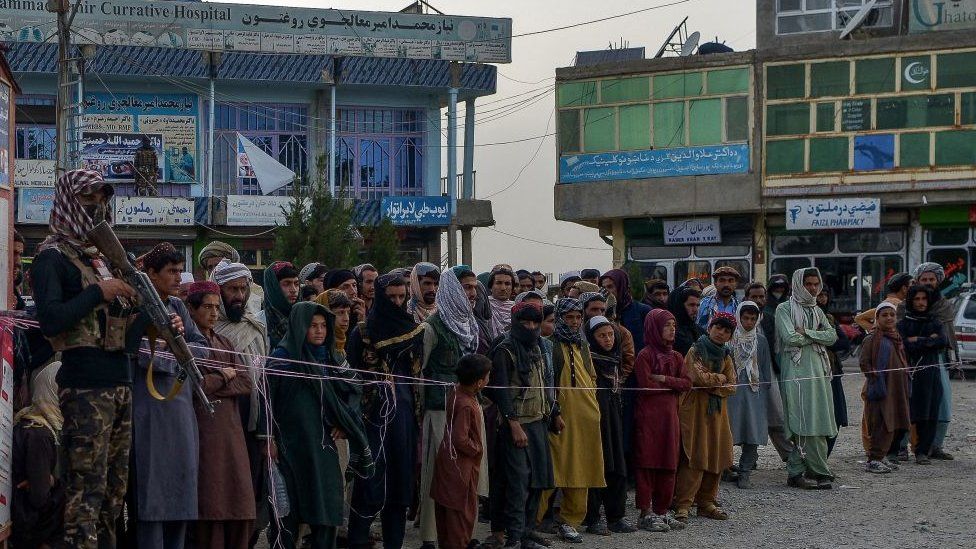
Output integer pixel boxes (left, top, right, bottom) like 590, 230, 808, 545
839, 0, 877, 40
680, 31, 700, 56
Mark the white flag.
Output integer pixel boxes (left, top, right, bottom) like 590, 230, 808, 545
236, 132, 296, 195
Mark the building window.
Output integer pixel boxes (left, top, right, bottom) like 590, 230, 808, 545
213, 103, 309, 196
15, 126, 56, 160
764, 48, 976, 178
335, 107, 426, 199
776, 0, 893, 35
557, 66, 752, 157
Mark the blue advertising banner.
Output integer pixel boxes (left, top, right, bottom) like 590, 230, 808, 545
559, 144, 750, 184
381, 196, 451, 226
83, 93, 200, 183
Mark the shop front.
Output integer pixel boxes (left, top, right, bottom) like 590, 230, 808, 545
626, 215, 754, 290
768, 198, 906, 313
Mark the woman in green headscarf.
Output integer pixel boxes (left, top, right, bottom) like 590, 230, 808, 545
266, 302, 373, 549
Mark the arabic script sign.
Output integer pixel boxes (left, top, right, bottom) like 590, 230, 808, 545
16, 187, 54, 224
114, 197, 194, 226
226, 194, 295, 226
663, 218, 721, 245
786, 198, 881, 231
13, 159, 56, 187
381, 196, 451, 227
0, 0, 512, 63
909, 0, 976, 33
558, 144, 750, 184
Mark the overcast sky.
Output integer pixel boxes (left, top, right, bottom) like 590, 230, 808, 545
216, 0, 758, 276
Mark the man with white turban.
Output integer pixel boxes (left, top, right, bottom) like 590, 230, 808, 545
211, 260, 272, 544
912, 262, 957, 460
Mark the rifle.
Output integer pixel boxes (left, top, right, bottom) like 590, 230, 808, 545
87, 221, 217, 415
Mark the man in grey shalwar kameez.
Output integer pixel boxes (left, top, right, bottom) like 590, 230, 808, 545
727, 301, 771, 489
128, 243, 209, 549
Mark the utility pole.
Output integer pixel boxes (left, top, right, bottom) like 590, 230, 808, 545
446, 62, 460, 267
48, 0, 84, 175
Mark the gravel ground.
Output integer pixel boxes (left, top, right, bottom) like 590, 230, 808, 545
260, 370, 976, 549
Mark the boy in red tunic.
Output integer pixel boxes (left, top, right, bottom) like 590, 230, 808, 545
431, 354, 492, 549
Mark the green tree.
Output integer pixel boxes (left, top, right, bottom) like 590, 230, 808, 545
273, 183, 360, 268
361, 217, 401, 273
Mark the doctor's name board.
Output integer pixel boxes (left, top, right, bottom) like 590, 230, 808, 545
0, 0, 512, 63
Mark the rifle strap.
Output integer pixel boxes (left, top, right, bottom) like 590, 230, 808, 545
146, 326, 185, 402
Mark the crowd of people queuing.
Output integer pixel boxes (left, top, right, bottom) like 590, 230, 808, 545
7, 169, 962, 549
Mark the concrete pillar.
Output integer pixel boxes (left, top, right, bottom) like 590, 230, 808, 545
612, 219, 626, 268
462, 99, 475, 199
461, 227, 473, 267
753, 213, 768, 283
446, 87, 459, 266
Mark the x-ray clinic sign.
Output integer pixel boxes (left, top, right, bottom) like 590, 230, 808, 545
786, 198, 881, 230
0, 0, 512, 63
909, 0, 976, 33
663, 218, 721, 245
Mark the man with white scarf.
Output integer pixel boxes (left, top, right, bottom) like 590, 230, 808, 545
417, 266, 483, 549
774, 268, 838, 490
210, 260, 271, 546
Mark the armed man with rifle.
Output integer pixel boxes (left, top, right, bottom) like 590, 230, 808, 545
32, 169, 209, 549
30, 169, 139, 548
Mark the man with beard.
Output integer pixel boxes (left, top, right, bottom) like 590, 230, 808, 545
408, 263, 441, 323
641, 279, 670, 310
696, 266, 741, 330
487, 267, 517, 339
418, 268, 481, 548
263, 261, 300, 350
912, 263, 957, 461
347, 274, 425, 549
354, 264, 379, 313
32, 169, 138, 548
211, 260, 271, 547
199, 241, 263, 316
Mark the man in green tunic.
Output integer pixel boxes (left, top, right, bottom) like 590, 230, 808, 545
775, 268, 837, 490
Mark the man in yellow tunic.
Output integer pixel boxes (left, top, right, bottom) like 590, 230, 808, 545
537, 298, 605, 543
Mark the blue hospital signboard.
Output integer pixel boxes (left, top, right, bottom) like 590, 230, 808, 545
558, 144, 750, 184
381, 196, 451, 227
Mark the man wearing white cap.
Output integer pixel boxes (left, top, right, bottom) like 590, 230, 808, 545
559, 271, 582, 297
211, 260, 271, 545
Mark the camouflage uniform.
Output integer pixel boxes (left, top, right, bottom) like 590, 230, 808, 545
60, 386, 133, 549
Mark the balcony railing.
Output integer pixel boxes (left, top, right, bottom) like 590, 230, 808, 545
440, 171, 477, 199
